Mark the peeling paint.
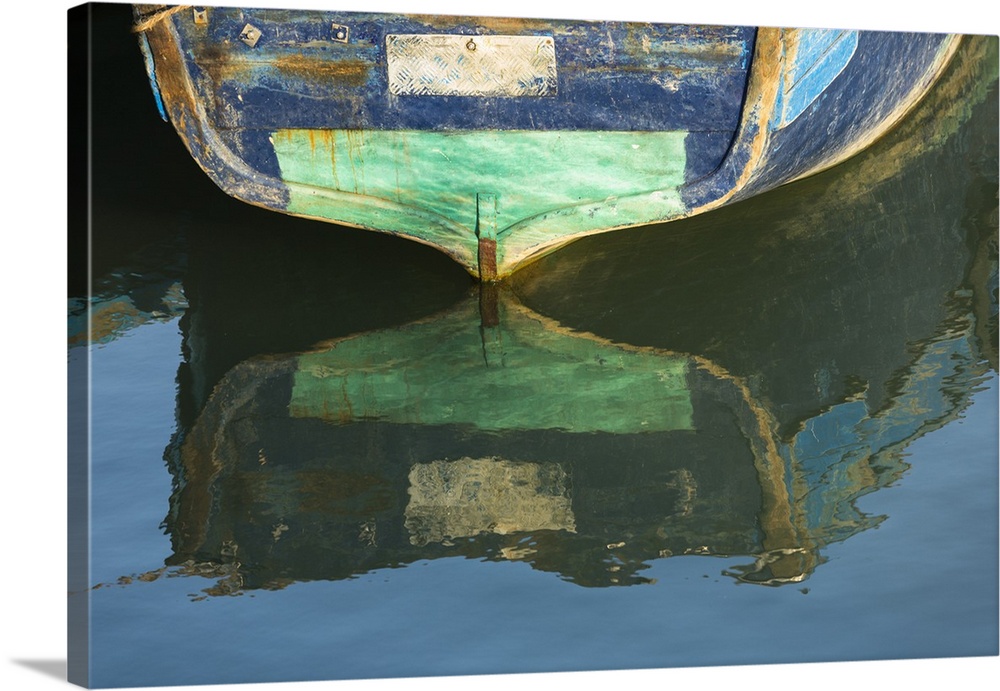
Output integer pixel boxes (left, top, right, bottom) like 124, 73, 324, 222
136, 5, 960, 280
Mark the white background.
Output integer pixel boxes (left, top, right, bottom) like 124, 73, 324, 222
3, 1, 997, 690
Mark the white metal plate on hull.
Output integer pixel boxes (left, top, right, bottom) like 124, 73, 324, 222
386, 33, 558, 97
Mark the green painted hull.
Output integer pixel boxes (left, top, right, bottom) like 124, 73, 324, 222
274, 129, 688, 273
136, 5, 959, 278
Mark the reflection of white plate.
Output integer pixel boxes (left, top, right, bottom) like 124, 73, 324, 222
405, 458, 576, 546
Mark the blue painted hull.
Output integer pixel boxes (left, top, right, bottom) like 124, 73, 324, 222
135, 4, 959, 278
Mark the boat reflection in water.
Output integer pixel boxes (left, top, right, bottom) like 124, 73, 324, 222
168, 288, 811, 591
155, 36, 996, 597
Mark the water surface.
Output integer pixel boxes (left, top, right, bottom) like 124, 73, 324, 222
69, 6, 998, 688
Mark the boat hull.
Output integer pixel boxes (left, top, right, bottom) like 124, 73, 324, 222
135, 5, 959, 278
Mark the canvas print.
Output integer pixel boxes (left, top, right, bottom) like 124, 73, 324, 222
67, 2, 998, 688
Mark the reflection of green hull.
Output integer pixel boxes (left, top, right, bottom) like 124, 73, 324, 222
162, 280, 990, 594
291, 296, 693, 433
167, 291, 799, 589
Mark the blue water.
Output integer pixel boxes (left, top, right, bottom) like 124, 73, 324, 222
80, 318, 997, 688
68, 7, 998, 688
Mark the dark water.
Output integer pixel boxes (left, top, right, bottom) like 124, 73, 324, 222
69, 5, 998, 688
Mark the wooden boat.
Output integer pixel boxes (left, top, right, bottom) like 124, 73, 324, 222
134, 4, 960, 280
99, 33, 995, 594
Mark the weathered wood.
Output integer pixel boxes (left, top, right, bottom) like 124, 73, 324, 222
135, 4, 959, 278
